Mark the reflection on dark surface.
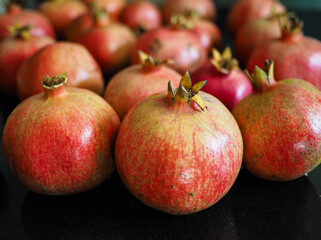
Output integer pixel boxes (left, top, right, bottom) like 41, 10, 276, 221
21, 170, 321, 240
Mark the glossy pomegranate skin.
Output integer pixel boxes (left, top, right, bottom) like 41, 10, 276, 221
77, 22, 136, 75
235, 16, 281, 65
0, 7, 56, 41
16, 42, 104, 100
120, 0, 162, 31
227, 0, 285, 36
247, 33, 321, 90
83, 0, 126, 21
64, 13, 94, 41
3, 84, 120, 195
115, 91, 243, 215
39, 0, 88, 37
191, 60, 252, 110
104, 64, 181, 120
232, 78, 321, 181
131, 28, 206, 74
162, 0, 216, 23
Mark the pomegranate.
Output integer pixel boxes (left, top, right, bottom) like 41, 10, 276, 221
39, 0, 88, 38
17, 42, 104, 100
227, 0, 285, 36
76, 11, 136, 75
131, 17, 206, 74
162, 0, 216, 23
0, 3, 55, 41
83, 0, 126, 21
0, 24, 55, 96
115, 71, 243, 215
104, 51, 181, 120
232, 60, 321, 181
247, 16, 321, 90
191, 48, 252, 110
120, 0, 162, 33
3, 73, 120, 195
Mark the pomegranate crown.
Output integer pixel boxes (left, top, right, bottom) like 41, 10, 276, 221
170, 14, 194, 30
137, 50, 175, 70
42, 73, 68, 90
278, 14, 303, 36
211, 47, 239, 74
167, 70, 207, 111
7, 23, 31, 39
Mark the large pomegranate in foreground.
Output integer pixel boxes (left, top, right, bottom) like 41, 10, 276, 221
247, 16, 321, 90
17, 42, 104, 100
115, 71, 243, 215
232, 60, 321, 181
3, 73, 120, 195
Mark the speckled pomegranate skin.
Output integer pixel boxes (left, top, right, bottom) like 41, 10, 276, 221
232, 79, 321, 181
115, 91, 243, 215
3, 86, 120, 195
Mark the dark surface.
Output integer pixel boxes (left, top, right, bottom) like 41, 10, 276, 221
1, 2, 321, 240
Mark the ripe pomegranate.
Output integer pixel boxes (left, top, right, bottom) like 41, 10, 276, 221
104, 51, 181, 120
77, 11, 136, 75
17, 42, 104, 100
232, 60, 321, 181
0, 3, 55, 41
247, 16, 321, 90
0, 24, 55, 96
115, 71, 243, 215
162, 0, 217, 23
120, 0, 162, 33
39, 0, 88, 38
3, 73, 120, 195
83, 0, 126, 21
227, 0, 285, 36
131, 18, 206, 74
191, 48, 252, 110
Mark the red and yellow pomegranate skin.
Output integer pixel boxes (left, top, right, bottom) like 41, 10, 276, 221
3, 81, 120, 195
232, 77, 321, 181
83, 0, 126, 21
0, 34, 55, 96
64, 13, 94, 41
115, 91, 243, 215
16, 42, 104, 100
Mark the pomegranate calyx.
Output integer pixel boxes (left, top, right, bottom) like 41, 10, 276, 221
170, 15, 194, 30
7, 24, 31, 40
90, 6, 110, 27
211, 47, 239, 74
42, 73, 68, 90
279, 14, 303, 38
167, 70, 207, 111
137, 50, 175, 70
245, 60, 276, 92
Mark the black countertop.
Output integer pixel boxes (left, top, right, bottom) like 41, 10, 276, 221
1, 2, 321, 240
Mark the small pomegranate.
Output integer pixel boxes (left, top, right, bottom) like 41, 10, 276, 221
247, 16, 321, 90
120, 0, 162, 33
39, 0, 88, 38
83, 0, 126, 21
115, 71, 243, 215
76, 11, 136, 75
131, 17, 206, 74
17, 42, 104, 100
191, 48, 252, 110
104, 51, 181, 120
227, 0, 285, 36
0, 3, 55, 41
232, 60, 321, 181
0, 24, 55, 96
3, 73, 120, 195
162, 0, 217, 23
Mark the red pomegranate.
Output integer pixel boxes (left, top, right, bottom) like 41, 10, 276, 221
76, 12, 136, 75
162, 0, 216, 23
227, 0, 285, 36
120, 0, 162, 32
104, 51, 181, 120
247, 16, 321, 90
191, 48, 252, 110
83, 0, 126, 21
3, 73, 120, 195
17, 42, 104, 100
131, 18, 206, 74
0, 25, 55, 96
39, 0, 88, 38
0, 3, 55, 41
115, 71, 243, 215
232, 60, 321, 181
63, 11, 94, 41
